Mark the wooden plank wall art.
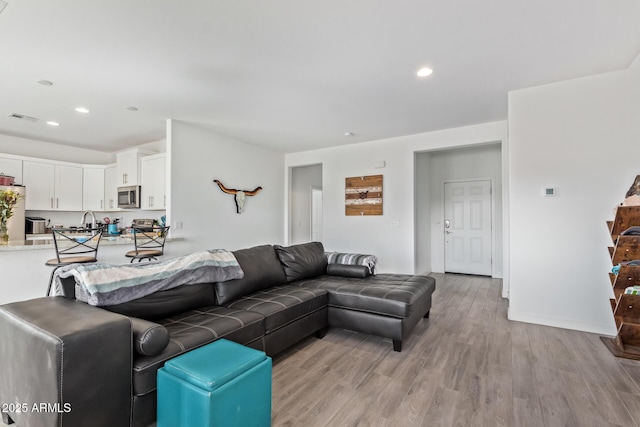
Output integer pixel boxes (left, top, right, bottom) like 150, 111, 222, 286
345, 175, 383, 216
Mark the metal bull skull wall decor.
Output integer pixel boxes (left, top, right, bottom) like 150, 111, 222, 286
213, 180, 263, 214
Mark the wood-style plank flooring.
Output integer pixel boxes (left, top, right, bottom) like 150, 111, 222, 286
271, 273, 640, 426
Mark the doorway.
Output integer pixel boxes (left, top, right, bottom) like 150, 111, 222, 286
444, 180, 492, 275
289, 164, 323, 245
414, 143, 503, 277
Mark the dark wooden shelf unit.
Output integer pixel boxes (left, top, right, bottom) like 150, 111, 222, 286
609, 206, 640, 240
602, 206, 640, 360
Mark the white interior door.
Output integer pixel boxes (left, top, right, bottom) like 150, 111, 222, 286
444, 180, 492, 275
311, 187, 323, 242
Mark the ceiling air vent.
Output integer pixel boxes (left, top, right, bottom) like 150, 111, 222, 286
8, 113, 39, 123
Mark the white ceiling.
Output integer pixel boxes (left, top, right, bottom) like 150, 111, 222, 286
0, 1, 639, 153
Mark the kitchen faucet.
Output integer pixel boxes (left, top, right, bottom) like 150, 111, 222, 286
80, 210, 97, 229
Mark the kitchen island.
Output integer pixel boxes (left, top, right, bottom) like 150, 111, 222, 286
0, 234, 183, 305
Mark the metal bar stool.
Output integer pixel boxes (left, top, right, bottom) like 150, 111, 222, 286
125, 226, 170, 263
45, 227, 103, 296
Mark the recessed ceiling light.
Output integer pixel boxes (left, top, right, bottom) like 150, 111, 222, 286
37, 79, 53, 86
416, 67, 433, 77
46, 121, 60, 127
75, 107, 90, 114
126, 106, 138, 112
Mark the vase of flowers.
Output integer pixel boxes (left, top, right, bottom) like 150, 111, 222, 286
0, 189, 24, 244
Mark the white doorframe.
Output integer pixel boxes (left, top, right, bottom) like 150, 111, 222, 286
310, 185, 323, 242
442, 177, 496, 277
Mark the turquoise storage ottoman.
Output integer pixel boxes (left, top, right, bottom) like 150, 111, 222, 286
157, 339, 272, 427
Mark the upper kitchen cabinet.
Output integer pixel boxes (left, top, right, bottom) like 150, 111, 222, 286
22, 161, 54, 210
23, 161, 83, 211
83, 166, 105, 211
104, 164, 119, 211
55, 165, 83, 210
0, 157, 23, 185
116, 148, 155, 186
140, 154, 166, 210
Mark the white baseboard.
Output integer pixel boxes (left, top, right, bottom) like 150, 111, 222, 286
508, 307, 616, 336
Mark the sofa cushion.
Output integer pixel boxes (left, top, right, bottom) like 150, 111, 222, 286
132, 306, 265, 396
225, 285, 327, 334
293, 274, 436, 318
274, 242, 327, 282
214, 245, 287, 305
104, 283, 216, 320
130, 317, 170, 356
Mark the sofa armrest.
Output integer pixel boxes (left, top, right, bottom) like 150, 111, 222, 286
130, 316, 169, 356
326, 263, 371, 278
0, 297, 132, 427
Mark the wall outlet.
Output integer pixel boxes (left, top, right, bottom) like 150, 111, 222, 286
174, 221, 183, 229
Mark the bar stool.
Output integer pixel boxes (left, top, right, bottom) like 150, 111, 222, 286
45, 227, 103, 296
125, 225, 170, 263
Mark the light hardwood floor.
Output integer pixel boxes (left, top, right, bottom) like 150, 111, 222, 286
271, 273, 640, 426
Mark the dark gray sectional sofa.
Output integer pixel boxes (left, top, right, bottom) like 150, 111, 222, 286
0, 242, 435, 427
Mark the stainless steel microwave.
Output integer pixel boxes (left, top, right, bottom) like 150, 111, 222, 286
117, 185, 141, 209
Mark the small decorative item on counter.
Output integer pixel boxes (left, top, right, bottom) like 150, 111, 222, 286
0, 188, 25, 243
625, 286, 640, 295
0, 173, 15, 186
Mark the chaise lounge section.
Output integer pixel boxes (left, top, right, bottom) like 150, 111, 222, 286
0, 241, 435, 427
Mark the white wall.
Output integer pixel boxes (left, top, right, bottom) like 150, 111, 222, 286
508, 59, 640, 335
290, 164, 322, 245
168, 120, 285, 254
285, 121, 508, 275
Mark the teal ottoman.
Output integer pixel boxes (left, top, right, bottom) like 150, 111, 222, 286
157, 339, 272, 427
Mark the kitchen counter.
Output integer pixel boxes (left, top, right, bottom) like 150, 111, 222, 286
0, 234, 181, 252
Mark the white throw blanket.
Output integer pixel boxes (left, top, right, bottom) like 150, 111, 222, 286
55, 250, 244, 306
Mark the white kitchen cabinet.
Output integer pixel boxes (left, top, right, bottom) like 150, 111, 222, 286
0, 157, 23, 185
116, 148, 155, 186
54, 165, 83, 211
104, 164, 119, 211
23, 161, 55, 210
116, 150, 138, 186
83, 167, 105, 211
23, 161, 82, 211
140, 154, 166, 210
